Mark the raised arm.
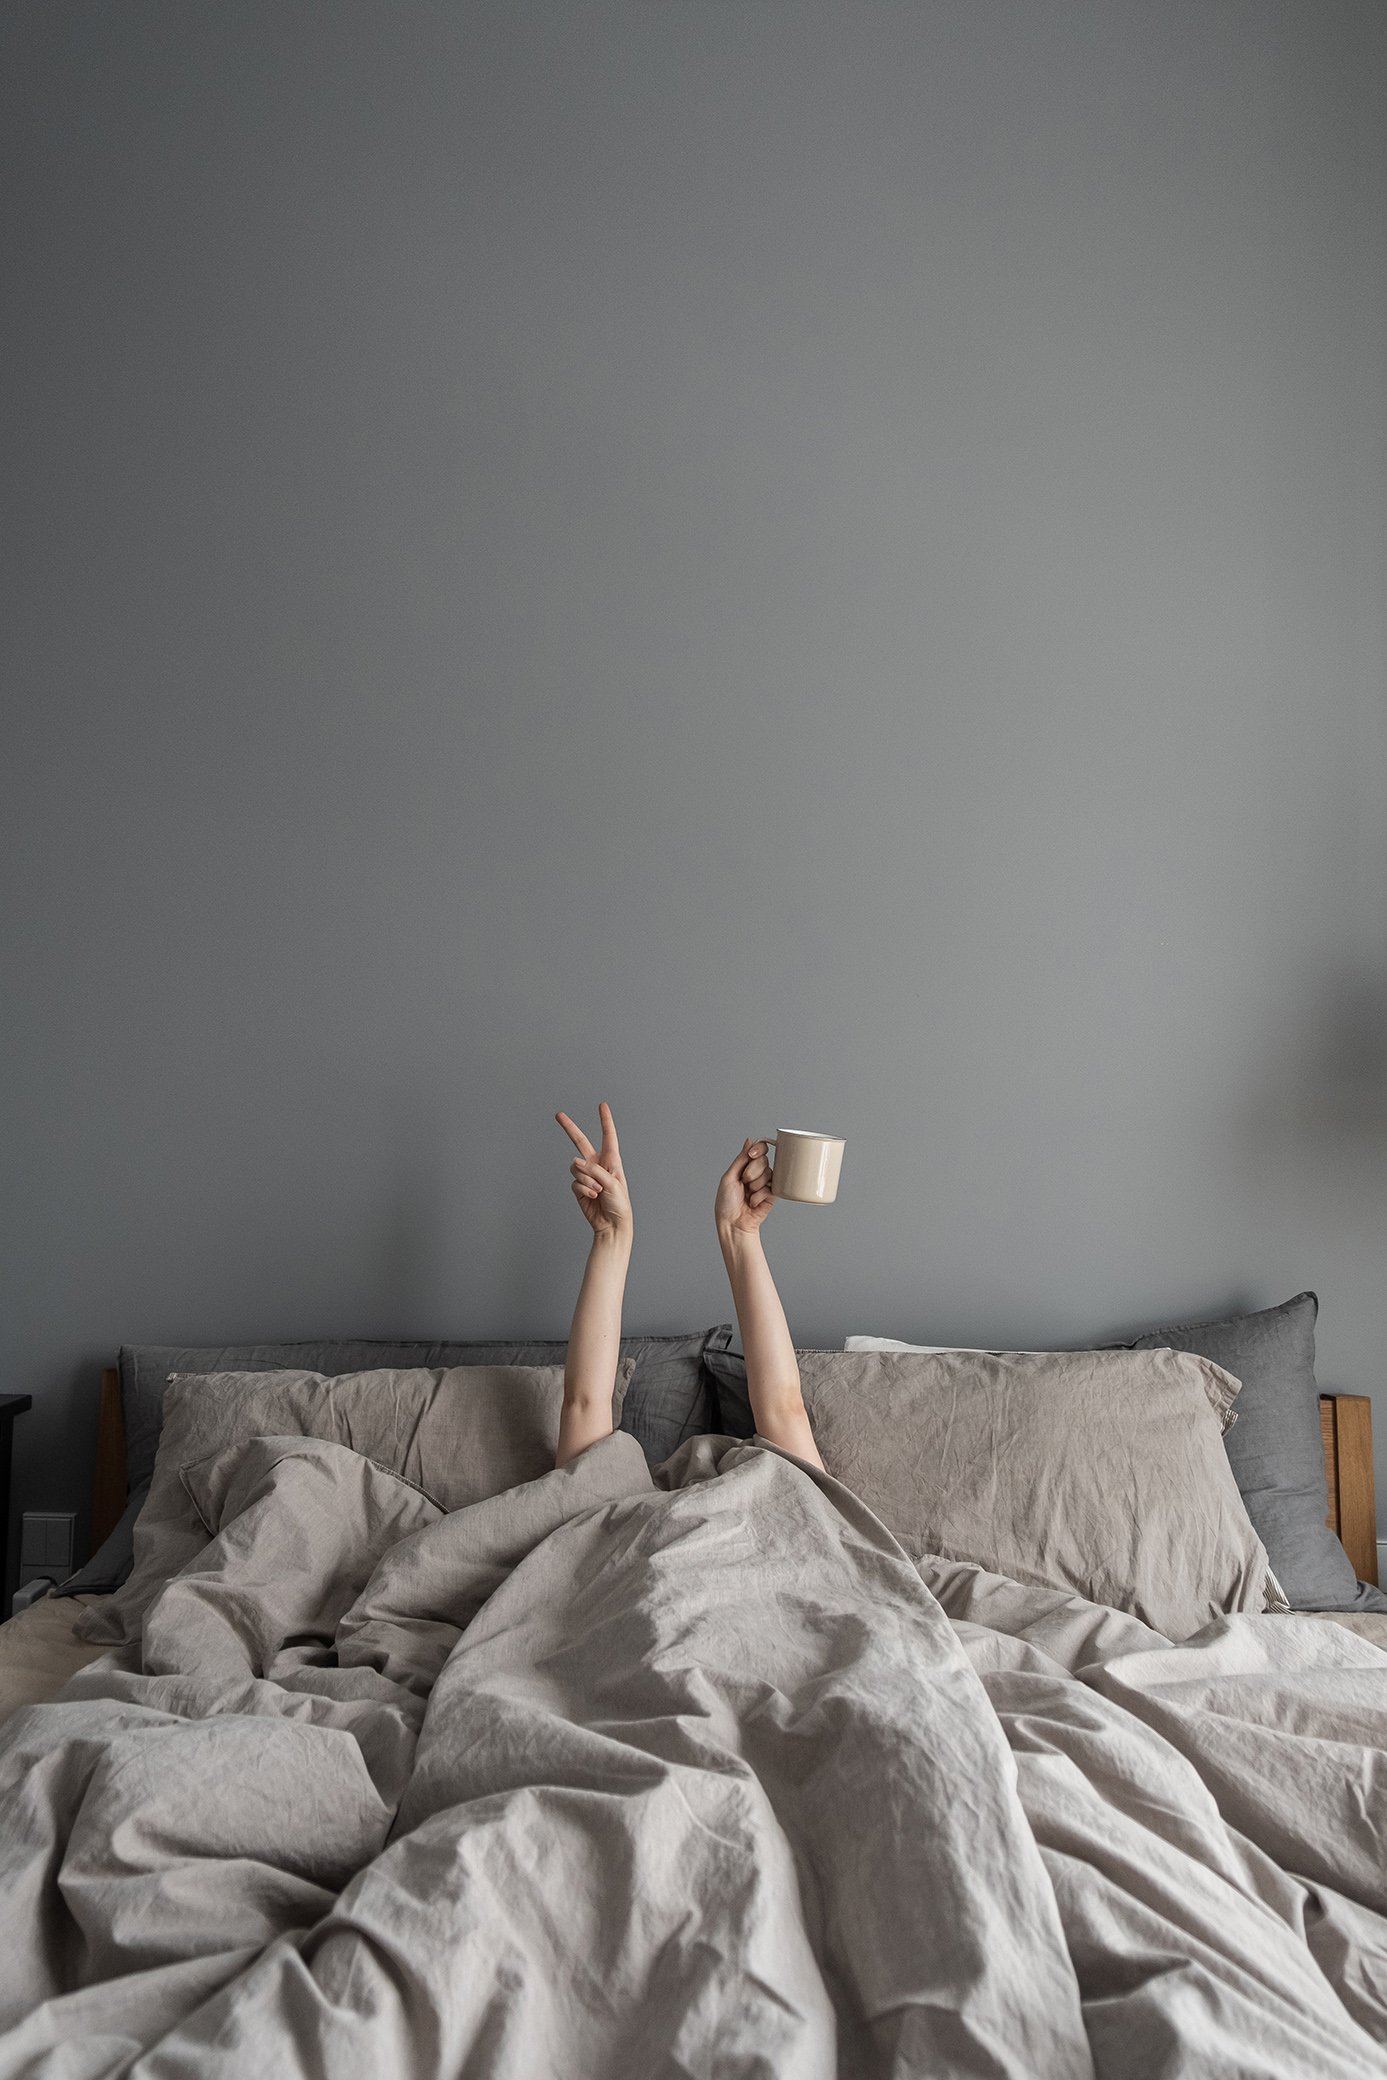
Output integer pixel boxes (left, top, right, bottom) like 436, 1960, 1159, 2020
715, 1140, 824, 1470
555, 1102, 632, 1467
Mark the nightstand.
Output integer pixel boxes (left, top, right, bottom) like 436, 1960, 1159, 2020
1, 1395, 33, 1606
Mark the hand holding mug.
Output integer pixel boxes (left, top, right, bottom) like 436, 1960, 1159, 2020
715, 1138, 775, 1239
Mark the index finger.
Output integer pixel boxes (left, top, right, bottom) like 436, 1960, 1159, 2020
555, 1111, 596, 1159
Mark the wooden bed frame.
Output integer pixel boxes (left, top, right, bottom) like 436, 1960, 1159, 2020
87, 1369, 1382, 1588
1318, 1393, 1379, 1585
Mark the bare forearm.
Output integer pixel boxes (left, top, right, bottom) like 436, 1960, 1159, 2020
717, 1225, 822, 1467
718, 1224, 797, 1396
557, 1230, 631, 1466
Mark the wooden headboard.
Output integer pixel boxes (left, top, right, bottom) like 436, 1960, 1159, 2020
1319, 1393, 1379, 1584
88, 1366, 1380, 1588
92, 1370, 128, 1556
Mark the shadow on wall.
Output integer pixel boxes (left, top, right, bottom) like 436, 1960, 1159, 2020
1228, 968, 1387, 1386
1087, 971, 1387, 1352
1236, 969, 1387, 1172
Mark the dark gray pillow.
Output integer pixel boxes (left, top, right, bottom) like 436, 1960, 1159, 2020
58, 1327, 733, 1599
58, 1480, 150, 1596
1121, 1292, 1386, 1614
614, 1327, 735, 1463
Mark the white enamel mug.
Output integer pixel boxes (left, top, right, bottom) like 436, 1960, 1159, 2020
764, 1129, 845, 1205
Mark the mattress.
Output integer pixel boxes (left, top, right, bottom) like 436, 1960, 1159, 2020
1294, 1607, 1387, 1649
0, 1593, 111, 1730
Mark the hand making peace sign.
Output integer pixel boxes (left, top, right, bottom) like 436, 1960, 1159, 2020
555, 1102, 633, 1243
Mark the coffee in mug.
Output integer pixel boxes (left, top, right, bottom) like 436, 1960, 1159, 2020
764, 1129, 845, 1205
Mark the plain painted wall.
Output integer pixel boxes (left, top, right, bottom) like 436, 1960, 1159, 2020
4, 1, 1386, 1587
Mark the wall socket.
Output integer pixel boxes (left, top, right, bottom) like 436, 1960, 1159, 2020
19, 1511, 75, 1589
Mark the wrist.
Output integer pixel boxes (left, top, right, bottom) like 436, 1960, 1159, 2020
592, 1225, 633, 1260
717, 1220, 763, 1260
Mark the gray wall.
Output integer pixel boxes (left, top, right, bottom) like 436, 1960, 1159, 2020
4, 1, 1386, 1580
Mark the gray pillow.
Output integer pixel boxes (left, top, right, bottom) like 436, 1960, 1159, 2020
1121, 1292, 1387, 1615
77, 1360, 636, 1649
59, 1481, 151, 1597
118, 1329, 731, 1496
60, 1327, 734, 1597
733, 1347, 1272, 1639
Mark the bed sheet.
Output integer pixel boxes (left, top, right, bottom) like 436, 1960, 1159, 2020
1296, 1607, 1387, 1649
0, 1594, 110, 1731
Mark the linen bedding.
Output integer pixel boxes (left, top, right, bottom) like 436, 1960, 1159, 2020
1, 1434, 1385, 2079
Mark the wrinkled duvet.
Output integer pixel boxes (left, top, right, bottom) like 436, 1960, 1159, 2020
1, 1432, 1385, 2079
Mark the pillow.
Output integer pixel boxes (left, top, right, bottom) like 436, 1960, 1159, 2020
59, 1480, 150, 1598
76, 1359, 636, 1649
715, 1347, 1018, 1431
708, 1340, 1240, 1436
844, 1299, 1387, 1617
61, 1328, 732, 1596
706, 1345, 1272, 1638
614, 1327, 733, 1465
118, 1332, 727, 1496
1120, 1292, 1387, 1615
847, 1338, 1001, 1354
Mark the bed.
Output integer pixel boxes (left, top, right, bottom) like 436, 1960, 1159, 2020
7, 1354, 1379, 1720
0, 1338, 1383, 2077
9, 1396, 1378, 1703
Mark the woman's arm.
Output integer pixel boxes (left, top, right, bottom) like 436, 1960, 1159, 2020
555, 1102, 632, 1467
715, 1140, 824, 1470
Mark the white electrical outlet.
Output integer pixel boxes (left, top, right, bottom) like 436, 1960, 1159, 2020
18, 1511, 75, 1589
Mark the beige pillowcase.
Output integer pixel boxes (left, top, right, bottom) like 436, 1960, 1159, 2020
794, 1347, 1271, 1639
78, 1360, 635, 1649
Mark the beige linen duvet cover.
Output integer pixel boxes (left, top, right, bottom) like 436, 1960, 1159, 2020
0, 1433, 1384, 2078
